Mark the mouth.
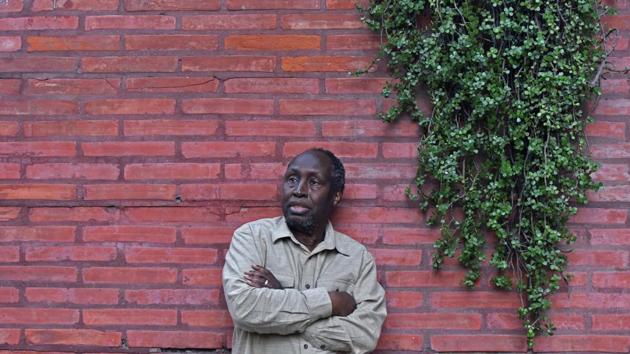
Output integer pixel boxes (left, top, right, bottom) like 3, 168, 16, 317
287, 203, 310, 215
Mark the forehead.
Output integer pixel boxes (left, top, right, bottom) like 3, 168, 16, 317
285, 151, 332, 176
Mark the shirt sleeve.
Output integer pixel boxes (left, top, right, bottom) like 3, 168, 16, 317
222, 223, 333, 335
301, 250, 387, 354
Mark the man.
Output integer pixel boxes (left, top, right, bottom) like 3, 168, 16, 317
222, 148, 387, 353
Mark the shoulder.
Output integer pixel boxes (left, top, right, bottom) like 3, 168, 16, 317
334, 229, 373, 261
235, 216, 282, 233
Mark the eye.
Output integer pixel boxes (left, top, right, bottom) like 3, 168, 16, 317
309, 178, 321, 188
286, 175, 298, 186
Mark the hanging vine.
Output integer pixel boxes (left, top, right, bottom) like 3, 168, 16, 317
361, 0, 614, 347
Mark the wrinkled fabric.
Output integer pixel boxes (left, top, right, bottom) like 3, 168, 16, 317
223, 216, 386, 354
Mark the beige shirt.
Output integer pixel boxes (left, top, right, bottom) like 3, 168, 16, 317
222, 216, 387, 354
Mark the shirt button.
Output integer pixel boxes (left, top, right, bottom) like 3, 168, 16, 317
320, 344, 326, 350
304, 344, 308, 349
305, 284, 311, 289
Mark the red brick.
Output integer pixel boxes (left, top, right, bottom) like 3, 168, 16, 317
225, 162, 285, 180
325, 77, 388, 94
594, 99, 630, 115
82, 142, 175, 157
125, 207, 222, 223
590, 185, 630, 202
592, 164, 630, 181
282, 56, 373, 72
386, 313, 481, 330
182, 142, 276, 158
24, 120, 118, 137
602, 79, 630, 94
29, 207, 119, 223
125, 34, 218, 51
85, 15, 175, 30
382, 184, 414, 202
181, 226, 234, 245
0, 16, 78, 30
0, 329, 20, 345
124, 119, 219, 136
371, 248, 421, 266
534, 335, 630, 353
0, 266, 76, 282
225, 78, 318, 94
125, 0, 219, 10
182, 56, 275, 72
591, 143, 630, 159
83, 267, 177, 284
343, 184, 377, 200
603, 15, 630, 29
590, 228, 630, 245
224, 206, 280, 223
83, 225, 176, 243
327, 34, 380, 50
0, 208, 20, 222
609, 57, 630, 71
280, 99, 375, 115
226, 120, 315, 137
592, 272, 630, 288
586, 121, 626, 139
82, 57, 177, 72
431, 291, 520, 308
569, 208, 627, 224
27, 35, 119, 52
0, 142, 76, 157
0, 163, 20, 179
0, 184, 75, 200
225, 35, 320, 51
25, 287, 119, 305
383, 143, 417, 158
127, 330, 224, 349
377, 333, 423, 351
84, 308, 177, 326
0, 36, 21, 52
182, 14, 277, 30
432, 335, 527, 352
227, 0, 318, 9
25, 78, 119, 95
0, 226, 75, 242
26, 329, 121, 347
553, 292, 630, 309
0, 100, 77, 115
181, 183, 277, 201
125, 163, 220, 180
0, 122, 19, 137
334, 226, 379, 244
0, 288, 19, 303
281, 14, 364, 29
32, 0, 119, 11
334, 207, 422, 224
0, 0, 23, 12
182, 98, 274, 115
84, 184, 176, 200
125, 289, 220, 305
0, 308, 78, 324
283, 142, 377, 158
25, 246, 117, 262
0, 57, 78, 73
27, 163, 118, 180
386, 270, 464, 287
326, 0, 368, 9
125, 247, 218, 264
567, 250, 627, 268
182, 268, 222, 286
487, 313, 584, 330
126, 77, 218, 93
0, 247, 18, 262
592, 314, 630, 330
181, 310, 232, 327
386, 290, 423, 309
0, 79, 21, 95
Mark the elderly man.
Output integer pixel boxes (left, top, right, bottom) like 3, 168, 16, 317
222, 148, 387, 353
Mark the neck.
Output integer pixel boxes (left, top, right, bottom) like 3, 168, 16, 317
292, 225, 326, 251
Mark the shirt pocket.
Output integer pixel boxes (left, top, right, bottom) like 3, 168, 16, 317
275, 273, 295, 289
316, 278, 354, 295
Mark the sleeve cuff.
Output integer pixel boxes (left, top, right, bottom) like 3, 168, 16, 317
303, 287, 332, 319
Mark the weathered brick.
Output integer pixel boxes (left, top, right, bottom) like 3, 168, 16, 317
0, 36, 21, 52
226, 120, 316, 136
591, 143, 630, 159
553, 292, 630, 309
345, 163, 417, 179
326, 0, 368, 9
386, 271, 465, 287
487, 313, 584, 330
383, 143, 418, 158
386, 313, 482, 330
225, 162, 285, 180
0, 308, 78, 324
26, 35, 119, 52
85, 15, 175, 30
181, 310, 232, 327
181, 183, 277, 201
0, 329, 20, 345
26, 329, 121, 347
125, 35, 219, 51
82, 56, 178, 73
0, 247, 19, 262
29, 207, 120, 223
182, 14, 276, 30
0, 16, 78, 30
0, 266, 77, 282
0, 100, 78, 115
127, 330, 224, 349
280, 99, 375, 115
182, 56, 275, 72
26, 287, 119, 305
0, 163, 20, 179
0, 226, 75, 242
225, 35, 320, 51
533, 335, 630, 353
0, 184, 75, 200
0, 122, 19, 137
567, 250, 627, 268
569, 208, 627, 224
27, 163, 119, 180
24, 120, 118, 137
592, 314, 630, 330
377, 333, 423, 352
590, 185, 630, 202
585, 121, 626, 139
602, 78, 630, 94
594, 99, 630, 115
182, 268, 222, 286
281, 14, 365, 29
125, 289, 220, 305
83, 267, 177, 284
181, 226, 234, 245
125, 0, 219, 10
125, 163, 220, 180
82, 142, 175, 157
327, 34, 380, 50
282, 56, 373, 72
85, 184, 176, 200
182, 98, 274, 115
431, 335, 527, 352
592, 272, 630, 289
283, 142, 377, 158
86, 98, 176, 115
0, 79, 21, 95
590, 229, 630, 245
227, 0, 319, 9
225, 78, 318, 94
125, 246, 218, 264
1, 57, 78, 72
83, 225, 176, 243
83, 308, 177, 326
343, 184, 377, 200
126, 77, 218, 93
386, 290, 423, 309
370, 248, 421, 266
224, 206, 280, 223
124, 119, 219, 136
125, 207, 222, 223
26, 78, 119, 95
431, 291, 520, 308
0, 142, 72, 157
0, 0, 23, 12
32, 0, 119, 11
25, 246, 117, 262
592, 164, 630, 182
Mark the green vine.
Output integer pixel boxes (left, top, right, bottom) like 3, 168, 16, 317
361, 0, 609, 347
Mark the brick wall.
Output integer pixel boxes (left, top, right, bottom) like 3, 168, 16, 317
0, 0, 628, 352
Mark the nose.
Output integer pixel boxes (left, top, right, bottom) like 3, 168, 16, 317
293, 179, 308, 197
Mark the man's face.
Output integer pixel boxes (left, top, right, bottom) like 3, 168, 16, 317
281, 151, 341, 235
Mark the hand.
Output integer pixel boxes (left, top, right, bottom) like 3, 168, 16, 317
328, 291, 356, 316
244, 265, 282, 289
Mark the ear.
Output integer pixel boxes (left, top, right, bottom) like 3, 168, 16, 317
333, 190, 342, 206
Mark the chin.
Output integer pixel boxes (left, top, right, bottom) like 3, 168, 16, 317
285, 214, 315, 235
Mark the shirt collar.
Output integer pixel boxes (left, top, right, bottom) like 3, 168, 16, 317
273, 216, 350, 256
